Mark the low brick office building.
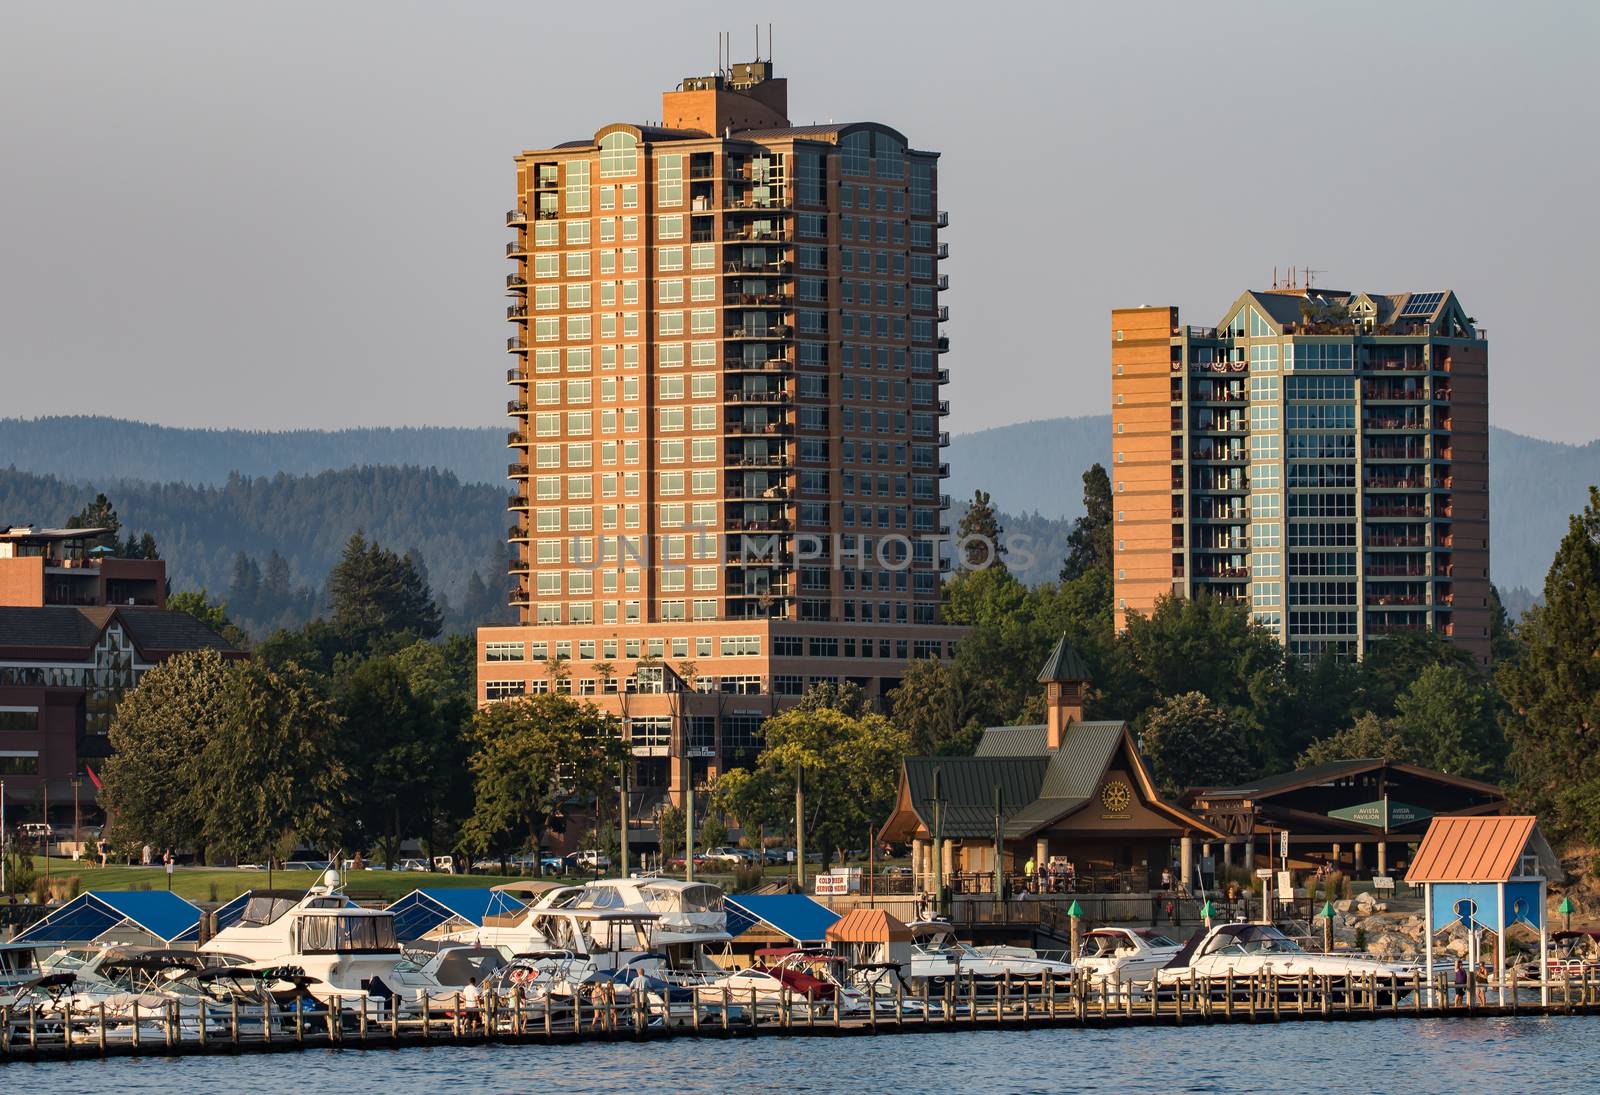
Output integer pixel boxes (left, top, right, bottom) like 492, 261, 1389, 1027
0, 526, 242, 829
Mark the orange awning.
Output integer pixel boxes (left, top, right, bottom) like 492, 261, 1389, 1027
1405, 815, 1538, 884
824, 907, 913, 945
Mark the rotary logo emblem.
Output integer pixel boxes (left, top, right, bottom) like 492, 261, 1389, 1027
1101, 781, 1131, 812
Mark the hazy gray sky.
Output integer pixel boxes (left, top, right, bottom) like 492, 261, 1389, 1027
2, 1, 1596, 441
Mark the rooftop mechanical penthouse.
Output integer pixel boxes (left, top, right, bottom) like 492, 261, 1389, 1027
1110, 287, 1490, 665
479, 59, 959, 808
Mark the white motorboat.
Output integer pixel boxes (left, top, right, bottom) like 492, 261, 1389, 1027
691, 948, 869, 1017
1154, 922, 1416, 999
199, 872, 405, 1003
387, 943, 508, 1010
906, 921, 1075, 985
0, 943, 41, 992
1076, 927, 1184, 988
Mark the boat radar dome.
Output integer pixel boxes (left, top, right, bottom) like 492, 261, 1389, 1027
322, 868, 341, 892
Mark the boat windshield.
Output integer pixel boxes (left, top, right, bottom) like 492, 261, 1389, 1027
642, 883, 723, 915
298, 914, 399, 954
1209, 926, 1304, 957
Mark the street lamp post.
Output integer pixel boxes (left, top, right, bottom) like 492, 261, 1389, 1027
70, 774, 82, 856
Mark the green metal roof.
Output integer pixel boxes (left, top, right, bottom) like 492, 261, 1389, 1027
903, 756, 1049, 840
1035, 634, 1092, 684
973, 724, 1049, 757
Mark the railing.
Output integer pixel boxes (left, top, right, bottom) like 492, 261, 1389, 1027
507, 336, 527, 353
507, 400, 527, 415
727, 453, 790, 467
726, 325, 792, 340
506, 274, 527, 291
726, 293, 792, 307
725, 420, 792, 436
507, 304, 527, 319
506, 462, 526, 477
726, 390, 790, 404
506, 239, 529, 256
935, 273, 950, 291
726, 357, 794, 372
506, 208, 526, 226
506, 431, 527, 446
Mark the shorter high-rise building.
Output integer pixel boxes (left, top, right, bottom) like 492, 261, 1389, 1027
1111, 287, 1490, 665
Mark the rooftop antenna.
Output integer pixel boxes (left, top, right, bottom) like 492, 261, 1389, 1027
768, 23, 773, 65
1272, 265, 1278, 289
716, 30, 721, 77
1305, 267, 1325, 289
755, 22, 760, 61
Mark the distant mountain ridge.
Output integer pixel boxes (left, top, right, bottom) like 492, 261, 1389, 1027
3, 414, 1594, 592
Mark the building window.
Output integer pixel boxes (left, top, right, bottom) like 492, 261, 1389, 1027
485, 680, 528, 700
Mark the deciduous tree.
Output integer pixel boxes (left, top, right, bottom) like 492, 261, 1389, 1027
1139, 691, 1252, 797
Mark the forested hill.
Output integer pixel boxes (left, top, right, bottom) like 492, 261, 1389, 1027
0, 416, 505, 486
3, 414, 1595, 593
0, 466, 512, 636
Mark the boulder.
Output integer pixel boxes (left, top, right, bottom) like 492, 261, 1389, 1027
1334, 899, 1354, 914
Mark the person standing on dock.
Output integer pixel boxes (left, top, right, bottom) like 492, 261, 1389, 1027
1452, 959, 1468, 1006
463, 976, 482, 1031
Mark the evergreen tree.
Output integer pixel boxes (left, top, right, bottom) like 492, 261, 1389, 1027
889, 658, 991, 756
1392, 663, 1504, 779
327, 532, 443, 651
228, 552, 262, 620
1499, 486, 1600, 845
262, 550, 292, 603
955, 489, 1007, 571
1060, 463, 1113, 582
67, 492, 120, 550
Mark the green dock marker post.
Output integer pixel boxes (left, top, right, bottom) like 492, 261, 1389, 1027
1560, 896, 1573, 933
1201, 899, 1216, 929
1067, 900, 1083, 962
1321, 901, 1336, 954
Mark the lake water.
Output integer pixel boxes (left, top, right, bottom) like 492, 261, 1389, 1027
9, 1016, 1597, 1094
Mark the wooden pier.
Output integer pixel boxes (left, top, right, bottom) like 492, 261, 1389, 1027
3, 969, 1598, 1064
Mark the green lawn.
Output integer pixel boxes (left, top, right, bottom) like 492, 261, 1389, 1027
22, 858, 531, 904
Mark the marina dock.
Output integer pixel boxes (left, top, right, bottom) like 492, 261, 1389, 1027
4, 968, 1599, 1064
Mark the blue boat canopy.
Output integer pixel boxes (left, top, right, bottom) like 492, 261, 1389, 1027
15, 891, 203, 945
724, 894, 840, 946
385, 888, 527, 942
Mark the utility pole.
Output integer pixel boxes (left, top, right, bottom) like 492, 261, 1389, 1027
1, 778, 7, 894
931, 767, 945, 918
685, 761, 696, 883
992, 784, 1004, 915
618, 758, 630, 877
795, 763, 805, 891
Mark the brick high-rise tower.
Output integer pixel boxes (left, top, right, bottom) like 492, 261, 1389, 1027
478, 60, 958, 808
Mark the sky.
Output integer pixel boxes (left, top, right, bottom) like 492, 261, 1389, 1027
2, 1, 1597, 441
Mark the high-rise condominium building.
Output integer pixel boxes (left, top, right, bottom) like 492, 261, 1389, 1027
477, 60, 957, 804
1110, 286, 1490, 666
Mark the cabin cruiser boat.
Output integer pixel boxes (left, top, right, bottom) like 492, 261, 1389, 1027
1076, 928, 1184, 989
1154, 923, 1416, 1000
690, 948, 871, 1017
199, 872, 405, 1004
0, 943, 41, 991
387, 943, 508, 1009
905, 921, 1075, 985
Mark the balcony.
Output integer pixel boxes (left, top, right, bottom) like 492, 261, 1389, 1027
935, 305, 951, 322
507, 399, 527, 415
935, 242, 950, 259
726, 225, 789, 243
726, 356, 794, 373
725, 419, 793, 437
506, 368, 524, 384
935, 335, 950, 354
1365, 502, 1429, 518
936, 431, 951, 446
935, 210, 950, 228
534, 206, 559, 220
727, 453, 790, 469
508, 525, 529, 541
731, 517, 791, 532
726, 325, 791, 341
507, 303, 528, 320
506, 430, 527, 446
1193, 565, 1249, 580
508, 558, 528, 574
507, 493, 530, 510
1367, 564, 1430, 578
506, 208, 526, 226
725, 482, 791, 501
937, 462, 951, 478
507, 462, 528, 478
506, 274, 527, 293
936, 368, 950, 383
725, 390, 790, 404
726, 196, 791, 212
937, 400, 951, 415
935, 274, 950, 291
507, 335, 528, 354
725, 291, 792, 308
723, 258, 790, 274
506, 238, 530, 257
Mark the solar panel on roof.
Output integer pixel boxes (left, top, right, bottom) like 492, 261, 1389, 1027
1399, 292, 1444, 317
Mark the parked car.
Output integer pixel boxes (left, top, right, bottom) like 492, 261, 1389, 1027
570, 850, 611, 870
667, 853, 709, 869
539, 853, 565, 873
762, 847, 791, 865
704, 846, 754, 866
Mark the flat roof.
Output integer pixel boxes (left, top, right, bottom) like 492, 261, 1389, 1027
1, 526, 114, 542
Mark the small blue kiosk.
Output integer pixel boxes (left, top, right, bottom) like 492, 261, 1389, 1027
1405, 815, 1553, 1005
